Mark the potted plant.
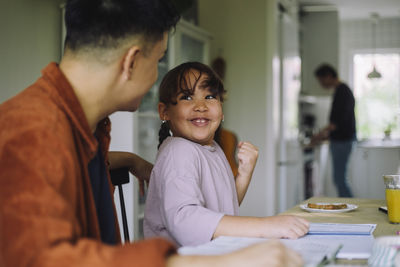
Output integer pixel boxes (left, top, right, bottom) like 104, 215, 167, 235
383, 118, 397, 140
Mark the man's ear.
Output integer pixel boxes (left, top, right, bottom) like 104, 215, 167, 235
122, 46, 141, 80
158, 102, 169, 121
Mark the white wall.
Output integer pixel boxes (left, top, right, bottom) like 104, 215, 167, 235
109, 112, 135, 241
0, 0, 63, 103
198, 0, 279, 216
300, 11, 339, 96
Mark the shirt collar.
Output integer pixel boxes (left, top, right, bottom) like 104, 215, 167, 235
41, 62, 100, 158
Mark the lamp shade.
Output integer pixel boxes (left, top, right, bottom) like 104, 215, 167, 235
367, 65, 382, 79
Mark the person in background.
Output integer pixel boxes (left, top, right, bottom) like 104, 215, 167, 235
144, 62, 309, 247
211, 56, 239, 176
214, 126, 239, 176
311, 63, 356, 197
0, 0, 302, 266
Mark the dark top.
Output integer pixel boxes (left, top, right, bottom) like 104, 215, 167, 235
88, 144, 116, 245
329, 83, 356, 141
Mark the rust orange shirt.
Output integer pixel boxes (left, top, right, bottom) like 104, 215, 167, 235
0, 62, 175, 267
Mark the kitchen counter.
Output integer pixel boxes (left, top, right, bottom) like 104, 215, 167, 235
357, 138, 400, 148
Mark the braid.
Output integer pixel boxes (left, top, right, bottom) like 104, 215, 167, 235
158, 121, 171, 149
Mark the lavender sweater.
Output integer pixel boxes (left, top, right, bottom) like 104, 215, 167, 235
144, 137, 239, 246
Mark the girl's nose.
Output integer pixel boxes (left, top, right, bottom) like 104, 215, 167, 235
194, 100, 208, 112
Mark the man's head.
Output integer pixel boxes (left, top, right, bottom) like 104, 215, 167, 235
314, 64, 339, 89
64, 0, 179, 58
62, 0, 180, 113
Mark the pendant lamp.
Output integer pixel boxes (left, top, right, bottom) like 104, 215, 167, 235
367, 13, 382, 79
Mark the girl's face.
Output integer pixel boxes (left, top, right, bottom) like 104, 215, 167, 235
159, 72, 223, 146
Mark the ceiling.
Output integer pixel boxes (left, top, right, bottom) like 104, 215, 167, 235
298, 0, 400, 19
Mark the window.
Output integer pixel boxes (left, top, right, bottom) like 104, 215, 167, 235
353, 53, 400, 139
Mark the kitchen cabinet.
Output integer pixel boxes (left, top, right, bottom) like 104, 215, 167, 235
351, 142, 400, 199
284, 140, 304, 209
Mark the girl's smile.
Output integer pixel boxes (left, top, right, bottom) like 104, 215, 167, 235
189, 117, 210, 127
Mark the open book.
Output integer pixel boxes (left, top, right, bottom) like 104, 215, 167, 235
178, 223, 377, 265
308, 223, 376, 259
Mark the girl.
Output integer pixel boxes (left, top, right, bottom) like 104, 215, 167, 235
144, 62, 309, 246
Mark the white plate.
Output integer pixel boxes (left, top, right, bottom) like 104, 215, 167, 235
300, 203, 358, 213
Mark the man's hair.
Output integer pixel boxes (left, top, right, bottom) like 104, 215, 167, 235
314, 64, 338, 78
64, 0, 180, 52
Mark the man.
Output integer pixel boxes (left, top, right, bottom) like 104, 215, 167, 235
312, 64, 356, 197
0, 0, 302, 266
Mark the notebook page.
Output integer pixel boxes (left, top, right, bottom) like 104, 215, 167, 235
303, 234, 375, 259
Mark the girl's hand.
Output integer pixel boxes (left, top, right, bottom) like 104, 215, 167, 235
108, 151, 153, 196
235, 142, 258, 204
237, 141, 258, 179
129, 157, 153, 196
261, 215, 309, 239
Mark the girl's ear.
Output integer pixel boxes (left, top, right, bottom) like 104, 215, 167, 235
121, 45, 141, 80
158, 102, 169, 121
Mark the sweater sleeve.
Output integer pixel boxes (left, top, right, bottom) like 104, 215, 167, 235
0, 119, 175, 267
158, 140, 224, 247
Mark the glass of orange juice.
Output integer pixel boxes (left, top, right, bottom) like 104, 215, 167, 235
383, 175, 400, 224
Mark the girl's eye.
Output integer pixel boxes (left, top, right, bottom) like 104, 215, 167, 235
180, 95, 192, 101
205, 95, 217, 100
